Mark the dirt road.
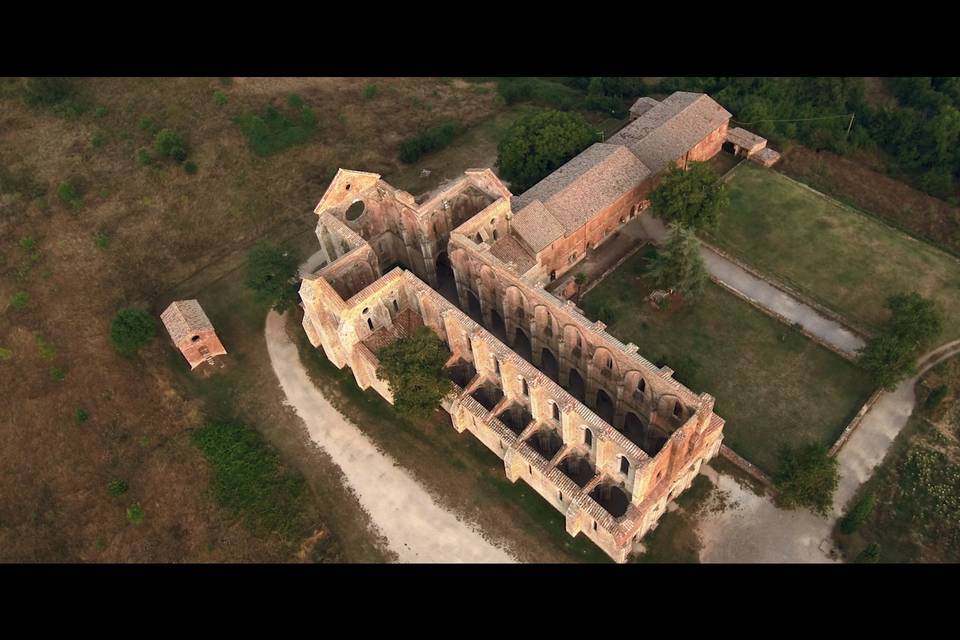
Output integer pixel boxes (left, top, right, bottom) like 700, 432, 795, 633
264, 311, 516, 563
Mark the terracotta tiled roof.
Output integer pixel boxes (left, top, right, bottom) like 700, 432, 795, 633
629, 96, 660, 119
489, 234, 537, 274
511, 200, 564, 252
725, 127, 766, 152
608, 92, 731, 173
512, 143, 651, 239
161, 300, 213, 345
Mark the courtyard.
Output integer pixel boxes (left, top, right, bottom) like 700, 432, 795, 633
707, 162, 960, 342
581, 247, 875, 474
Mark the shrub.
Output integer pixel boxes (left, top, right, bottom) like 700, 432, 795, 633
398, 120, 463, 164
773, 442, 839, 517
855, 542, 881, 563
234, 104, 318, 157
184, 160, 198, 175
94, 230, 110, 249
21, 77, 75, 107
153, 128, 188, 163
35, 335, 56, 360
57, 180, 81, 209
0, 347, 11, 361
245, 243, 300, 312
213, 90, 228, 106
20, 236, 36, 252
496, 110, 597, 192
363, 83, 378, 100
126, 503, 145, 525
110, 308, 156, 355
136, 147, 154, 165
50, 367, 66, 381
93, 105, 109, 118
840, 492, 877, 534
76, 408, 89, 424
108, 479, 128, 496
925, 384, 948, 412
10, 291, 29, 310
287, 93, 304, 109
858, 293, 942, 389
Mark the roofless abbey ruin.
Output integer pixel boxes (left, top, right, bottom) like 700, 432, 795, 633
299, 92, 780, 562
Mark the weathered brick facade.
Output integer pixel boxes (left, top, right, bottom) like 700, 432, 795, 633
297, 91, 767, 562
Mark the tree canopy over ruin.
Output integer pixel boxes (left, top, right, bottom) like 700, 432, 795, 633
649, 161, 729, 231
376, 327, 454, 418
496, 110, 598, 193
773, 442, 839, 517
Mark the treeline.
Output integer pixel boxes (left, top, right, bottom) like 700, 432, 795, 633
659, 77, 960, 202
495, 77, 649, 119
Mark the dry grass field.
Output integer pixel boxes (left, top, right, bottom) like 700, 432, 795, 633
0, 77, 506, 561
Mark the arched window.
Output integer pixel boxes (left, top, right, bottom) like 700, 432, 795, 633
673, 401, 683, 418
393, 299, 399, 312
475, 233, 483, 243
620, 456, 630, 475
559, 490, 563, 501
521, 378, 529, 397
367, 318, 374, 331
593, 521, 597, 531
516, 306, 524, 320
494, 359, 501, 376
492, 229, 498, 241
584, 428, 593, 447
552, 402, 560, 422
606, 356, 613, 369
576, 334, 582, 348
638, 378, 646, 393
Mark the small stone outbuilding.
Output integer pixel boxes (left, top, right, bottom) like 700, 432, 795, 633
161, 299, 226, 369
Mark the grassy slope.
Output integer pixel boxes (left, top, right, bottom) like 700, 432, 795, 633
708, 162, 960, 341
582, 248, 874, 474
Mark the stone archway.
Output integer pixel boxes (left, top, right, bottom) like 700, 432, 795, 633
434, 251, 459, 306
513, 327, 532, 362
540, 347, 559, 382
596, 388, 615, 424
567, 367, 586, 403
466, 290, 483, 323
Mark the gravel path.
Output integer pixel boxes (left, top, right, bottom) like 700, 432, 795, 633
264, 310, 516, 563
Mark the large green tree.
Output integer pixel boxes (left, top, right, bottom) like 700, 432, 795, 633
858, 292, 942, 389
496, 110, 598, 193
376, 327, 454, 418
245, 243, 300, 312
773, 442, 839, 517
646, 224, 708, 298
649, 161, 729, 230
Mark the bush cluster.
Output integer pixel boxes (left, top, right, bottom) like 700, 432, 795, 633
398, 121, 463, 164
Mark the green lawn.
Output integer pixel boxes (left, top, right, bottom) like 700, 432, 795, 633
707, 162, 960, 342
581, 248, 874, 474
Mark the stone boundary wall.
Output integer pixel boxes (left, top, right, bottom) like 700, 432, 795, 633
827, 389, 884, 457
699, 240, 873, 342
719, 444, 774, 489
707, 276, 860, 363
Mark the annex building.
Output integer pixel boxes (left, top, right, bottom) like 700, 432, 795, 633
298, 91, 777, 562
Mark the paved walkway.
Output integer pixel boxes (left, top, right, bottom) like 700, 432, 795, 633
696, 341, 960, 562
264, 310, 516, 563
639, 214, 865, 357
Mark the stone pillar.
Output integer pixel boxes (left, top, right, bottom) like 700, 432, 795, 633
612, 381, 626, 429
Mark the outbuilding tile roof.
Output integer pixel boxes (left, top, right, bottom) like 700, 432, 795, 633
161, 300, 214, 345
